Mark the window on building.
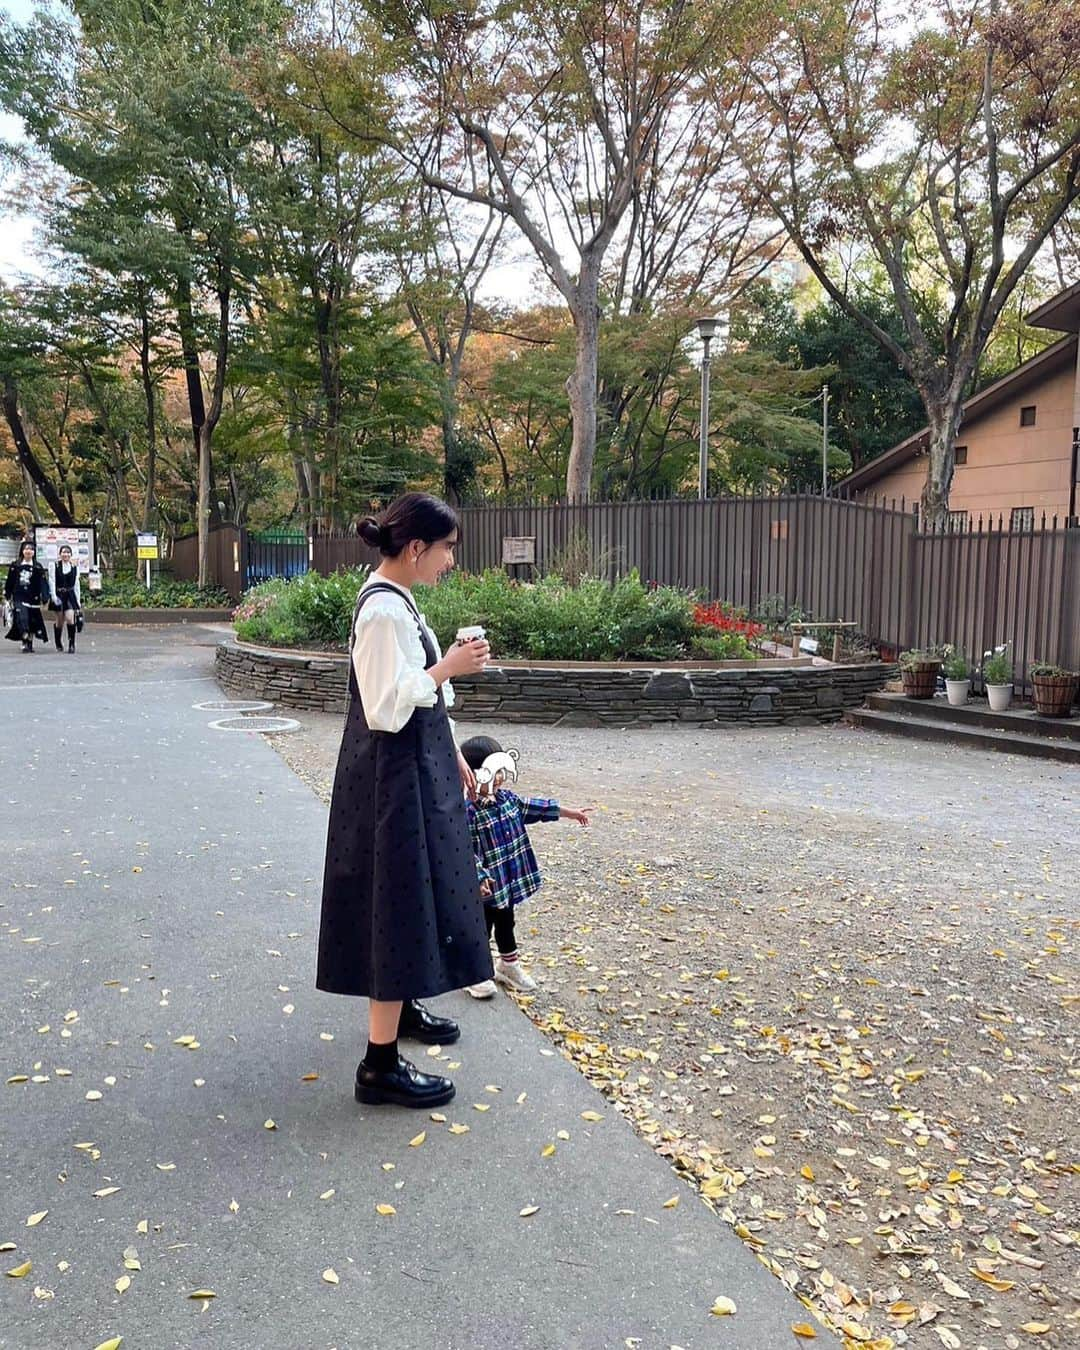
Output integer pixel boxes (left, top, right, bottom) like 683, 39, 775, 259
1020, 405, 1036, 427
947, 510, 970, 533
1010, 506, 1035, 532
953, 445, 968, 465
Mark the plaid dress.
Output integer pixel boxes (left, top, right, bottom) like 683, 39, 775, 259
467, 789, 560, 910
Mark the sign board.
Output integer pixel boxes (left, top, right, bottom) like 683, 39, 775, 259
136, 532, 159, 561
502, 536, 536, 566
33, 523, 97, 574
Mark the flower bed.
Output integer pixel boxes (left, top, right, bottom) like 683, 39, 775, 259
91, 576, 232, 609
233, 567, 761, 662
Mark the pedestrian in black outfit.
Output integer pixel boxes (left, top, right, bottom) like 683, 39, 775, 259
4, 541, 49, 653
49, 544, 82, 652
317, 493, 493, 1108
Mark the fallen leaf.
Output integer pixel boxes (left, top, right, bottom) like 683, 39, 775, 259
93, 1339, 123, 1350
26, 1211, 47, 1228
0, 1244, 15, 1252
93, 1187, 120, 1199
473, 1103, 490, 1112
430, 1112, 447, 1123
541, 1144, 556, 1158
115, 1275, 131, 1295
801, 1166, 815, 1181
263, 1119, 276, 1131
409, 1132, 426, 1148
792, 1325, 817, 1340
187, 1289, 216, 1300
6, 1075, 28, 1085
300, 1073, 318, 1082
156, 1163, 176, 1172
322, 1268, 339, 1285
663, 1196, 679, 1209
85, 1090, 103, 1102
6, 1261, 32, 1278
710, 1296, 737, 1317
448, 1123, 470, 1135
375, 1204, 396, 1216
519, 1206, 540, 1217
1019, 1326, 1051, 1336
228, 1200, 240, 1214
580, 1110, 603, 1123
936, 1273, 970, 1300
136, 1221, 148, 1235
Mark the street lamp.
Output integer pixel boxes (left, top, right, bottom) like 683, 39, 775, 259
695, 317, 718, 500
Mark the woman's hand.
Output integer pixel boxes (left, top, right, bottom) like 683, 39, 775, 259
433, 638, 490, 685
458, 748, 477, 801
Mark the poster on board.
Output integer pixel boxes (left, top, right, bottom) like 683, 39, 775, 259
32, 524, 98, 575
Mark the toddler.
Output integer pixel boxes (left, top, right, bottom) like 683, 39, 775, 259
460, 735, 590, 997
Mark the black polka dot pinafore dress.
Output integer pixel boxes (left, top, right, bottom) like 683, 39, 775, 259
316, 582, 493, 1001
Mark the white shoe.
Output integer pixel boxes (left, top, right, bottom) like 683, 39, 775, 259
494, 959, 537, 992
466, 980, 497, 999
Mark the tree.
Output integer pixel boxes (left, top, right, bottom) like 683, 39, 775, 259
303, 0, 741, 501
721, 0, 1080, 527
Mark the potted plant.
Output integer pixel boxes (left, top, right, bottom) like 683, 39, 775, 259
899, 646, 943, 699
1029, 661, 1080, 718
942, 647, 971, 706
982, 644, 1014, 712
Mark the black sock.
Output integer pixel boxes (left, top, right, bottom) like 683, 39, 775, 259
363, 1038, 398, 1073
492, 907, 517, 956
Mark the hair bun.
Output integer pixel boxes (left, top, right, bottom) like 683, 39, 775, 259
358, 516, 385, 549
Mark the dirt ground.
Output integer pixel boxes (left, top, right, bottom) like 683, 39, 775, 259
267, 712, 1078, 1350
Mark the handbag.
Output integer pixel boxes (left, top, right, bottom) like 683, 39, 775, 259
76, 611, 85, 633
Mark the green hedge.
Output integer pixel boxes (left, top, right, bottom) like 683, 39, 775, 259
234, 567, 758, 662
91, 577, 232, 609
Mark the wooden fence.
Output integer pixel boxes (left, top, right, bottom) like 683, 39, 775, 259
179, 495, 1079, 684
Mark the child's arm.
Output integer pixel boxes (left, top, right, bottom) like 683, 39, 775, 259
468, 802, 494, 894
516, 795, 591, 827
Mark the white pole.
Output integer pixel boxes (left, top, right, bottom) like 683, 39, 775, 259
822, 382, 829, 496
699, 335, 712, 500
145, 558, 151, 591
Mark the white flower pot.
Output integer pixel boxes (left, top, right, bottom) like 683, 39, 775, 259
986, 683, 1013, 712
945, 678, 971, 707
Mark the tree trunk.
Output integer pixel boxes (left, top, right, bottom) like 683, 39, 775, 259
919, 398, 965, 531
2, 375, 75, 525
565, 269, 600, 503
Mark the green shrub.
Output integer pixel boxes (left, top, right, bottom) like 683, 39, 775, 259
233, 565, 758, 663
91, 576, 232, 608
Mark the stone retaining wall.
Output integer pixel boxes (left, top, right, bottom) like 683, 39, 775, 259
90, 608, 233, 625
216, 639, 895, 727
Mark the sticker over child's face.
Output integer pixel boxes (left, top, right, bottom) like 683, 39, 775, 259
475, 749, 519, 800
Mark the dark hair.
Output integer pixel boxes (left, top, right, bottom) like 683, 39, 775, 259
358, 493, 459, 558
19, 539, 35, 558
460, 735, 503, 771
58, 544, 72, 556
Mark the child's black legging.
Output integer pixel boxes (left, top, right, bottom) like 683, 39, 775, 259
485, 905, 517, 955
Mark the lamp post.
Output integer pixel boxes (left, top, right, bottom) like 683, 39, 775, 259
822, 382, 829, 497
695, 317, 718, 500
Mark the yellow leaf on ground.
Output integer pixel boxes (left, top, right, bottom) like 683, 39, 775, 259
541, 1144, 556, 1158
375, 1204, 396, 1216
701, 1176, 728, 1198
228, 1199, 240, 1214
319, 1190, 334, 1201
473, 1103, 490, 1112
6, 1075, 28, 1085
519, 1206, 540, 1217
409, 1132, 426, 1147
1019, 1326, 1051, 1336
0, 1244, 15, 1252
136, 1221, 148, 1235
156, 1163, 176, 1172
300, 1073, 318, 1082
93, 1339, 123, 1350
322, 1269, 339, 1285
448, 1123, 470, 1135
801, 1166, 815, 1181
85, 1091, 103, 1102
26, 1212, 47, 1228
792, 1325, 817, 1339
663, 1196, 679, 1209
115, 1276, 131, 1295
580, 1110, 603, 1122
6, 1261, 32, 1278
263, 1119, 276, 1131
970, 1268, 1015, 1292
93, 1188, 120, 1199
187, 1289, 216, 1299
710, 1296, 737, 1316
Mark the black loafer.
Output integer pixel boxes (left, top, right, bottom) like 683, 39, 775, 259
354, 1055, 455, 1108
398, 999, 460, 1045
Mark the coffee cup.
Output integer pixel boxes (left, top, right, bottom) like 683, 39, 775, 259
456, 625, 486, 645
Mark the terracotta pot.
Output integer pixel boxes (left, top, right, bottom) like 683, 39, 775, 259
1031, 672, 1079, 718
901, 661, 941, 699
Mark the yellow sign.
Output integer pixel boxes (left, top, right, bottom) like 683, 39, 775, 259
136, 545, 158, 560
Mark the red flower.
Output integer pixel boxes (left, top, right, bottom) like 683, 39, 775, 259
694, 602, 764, 640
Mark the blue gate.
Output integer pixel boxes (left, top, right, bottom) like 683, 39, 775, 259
246, 530, 309, 586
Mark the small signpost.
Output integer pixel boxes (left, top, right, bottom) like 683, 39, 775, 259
502, 536, 536, 566
136, 532, 159, 591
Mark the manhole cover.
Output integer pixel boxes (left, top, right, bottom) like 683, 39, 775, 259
208, 715, 300, 734
193, 698, 274, 712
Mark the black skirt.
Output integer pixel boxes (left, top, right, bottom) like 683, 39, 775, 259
5, 602, 47, 643
316, 583, 492, 1001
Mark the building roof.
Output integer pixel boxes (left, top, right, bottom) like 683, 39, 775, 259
1027, 280, 1080, 334
838, 333, 1077, 492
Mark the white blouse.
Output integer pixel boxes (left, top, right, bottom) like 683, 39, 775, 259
352, 578, 456, 734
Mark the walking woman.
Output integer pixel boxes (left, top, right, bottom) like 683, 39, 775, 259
317, 493, 492, 1108
4, 540, 49, 653
49, 544, 82, 652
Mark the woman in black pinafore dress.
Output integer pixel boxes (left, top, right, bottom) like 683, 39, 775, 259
317, 493, 493, 1108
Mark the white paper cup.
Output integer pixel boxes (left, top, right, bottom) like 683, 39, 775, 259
456, 625, 486, 645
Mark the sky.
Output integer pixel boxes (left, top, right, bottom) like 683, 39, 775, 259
0, 1, 42, 282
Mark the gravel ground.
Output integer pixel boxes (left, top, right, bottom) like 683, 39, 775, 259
267, 713, 1079, 1350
